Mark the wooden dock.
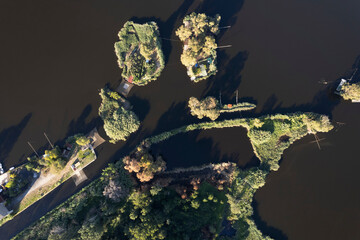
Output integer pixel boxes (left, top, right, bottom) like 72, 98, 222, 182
116, 79, 134, 97
334, 79, 347, 95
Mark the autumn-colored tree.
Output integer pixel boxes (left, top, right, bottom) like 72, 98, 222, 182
123, 151, 166, 182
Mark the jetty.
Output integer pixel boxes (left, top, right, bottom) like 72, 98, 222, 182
116, 78, 134, 97
334, 79, 347, 95
335, 68, 360, 102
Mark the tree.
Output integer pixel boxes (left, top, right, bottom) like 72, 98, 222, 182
103, 106, 140, 143
180, 50, 197, 67
76, 136, 90, 146
176, 12, 221, 78
101, 163, 119, 181
41, 146, 66, 171
175, 25, 192, 41
98, 88, 140, 143
341, 82, 360, 101
123, 151, 166, 183
103, 180, 129, 202
78, 220, 103, 240
188, 96, 220, 120
203, 36, 217, 56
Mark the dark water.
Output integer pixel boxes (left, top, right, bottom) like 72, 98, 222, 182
151, 128, 257, 169
0, 0, 360, 239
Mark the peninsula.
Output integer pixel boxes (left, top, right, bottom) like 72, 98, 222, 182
13, 112, 333, 240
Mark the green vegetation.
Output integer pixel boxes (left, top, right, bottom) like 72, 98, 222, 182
75, 135, 90, 146
147, 112, 333, 171
0, 132, 98, 227
14, 162, 227, 240
13, 161, 132, 240
40, 146, 67, 172
123, 144, 166, 182
13, 113, 333, 239
4, 169, 31, 198
176, 13, 221, 82
114, 21, 165, 86
225, 168, 272, 240
78, 148, 95, 162
188, 96, 256, 120
340, 82, 360, 101
188, 96, 220, 120
98, 88, 140, 143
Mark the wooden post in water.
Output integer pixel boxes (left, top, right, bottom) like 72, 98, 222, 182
217, 45, 232, 49
236, 90, 238, 104
349, 68, 358, 82
219, 91, 222, 106
27, 141, 40, 158
219, 26, 231, 29
44, 132, 54, 149
313, 134, 321, 150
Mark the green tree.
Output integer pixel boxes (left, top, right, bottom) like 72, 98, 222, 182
188, 96, 220, 120
41, 146, 66, 171
341, 82, 360, 101
76, 136, 90, 146
98, 88, 140, 143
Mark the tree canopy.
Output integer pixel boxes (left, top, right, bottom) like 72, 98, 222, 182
340, 82, 360, 101
98, 88, 140, 143
176, 13, 221, 81
188, 96, 220, 120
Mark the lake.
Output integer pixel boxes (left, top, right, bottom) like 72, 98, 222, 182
0, 0, 360, 239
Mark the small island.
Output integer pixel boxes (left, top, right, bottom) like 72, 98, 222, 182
114, 21, 165, 86
176, 13, 221, 82
98, 88, 140, 143
188, 96, 256, 120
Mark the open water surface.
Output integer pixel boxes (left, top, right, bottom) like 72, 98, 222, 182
0, 0, 360, 239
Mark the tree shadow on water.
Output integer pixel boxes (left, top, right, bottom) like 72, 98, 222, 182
151, 131, 224, 169
203, 51, 249, 101
0, 113, 32, 169
151, 101, 200, 135
257, 54, 360, 119
257, 86, 341, 119
64, 105, 102, 143
195, 0, 245, 33
130, 0, 194, 64
127, 95, 150, 121
252, 200, 288, 240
